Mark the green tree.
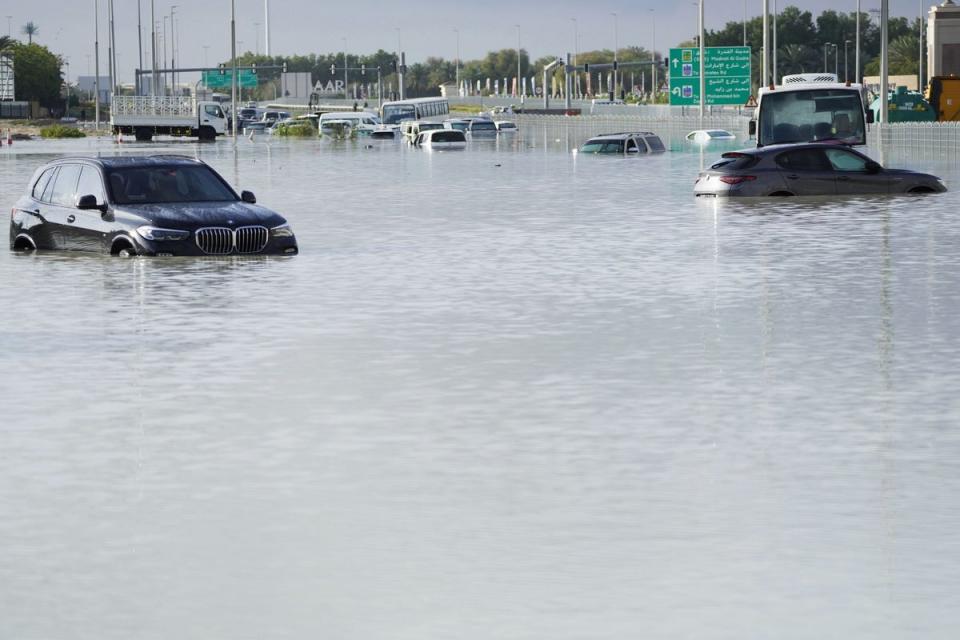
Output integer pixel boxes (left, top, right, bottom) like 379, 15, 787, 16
11, 42, 61, 107
21, 22, 39, 45
0, 35, 15, 51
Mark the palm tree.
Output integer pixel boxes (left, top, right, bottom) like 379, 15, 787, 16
0, 35, 14, 51
22, 22, 38, 45
889, 34, 920, 76
778, 44, 817, 76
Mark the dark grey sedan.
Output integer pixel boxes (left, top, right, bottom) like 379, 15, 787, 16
694, 143, 946, 197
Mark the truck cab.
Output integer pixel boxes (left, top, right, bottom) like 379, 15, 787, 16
750, 74, 873, 147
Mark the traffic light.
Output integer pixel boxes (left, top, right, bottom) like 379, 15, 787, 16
361, 64, 366, 76
218, 63, 226, 76
250, 62, 257, 75
282, 62, 287, 73
330, 64, 336, 74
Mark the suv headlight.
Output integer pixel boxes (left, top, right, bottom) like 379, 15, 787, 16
270, 223, 295, 238
136, 226, 190, 241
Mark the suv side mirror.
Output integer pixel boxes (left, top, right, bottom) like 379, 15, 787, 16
865, 110, 875, 124
240, 190, 257, 204
76, 194, 106, 212
748, 120, 757, 136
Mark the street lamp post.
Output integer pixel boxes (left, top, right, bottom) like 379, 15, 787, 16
170, 6, 178, 95
651, 9, 657, 102
342, 38, 348, 100
824, 42, 831, 73
150, 0, 157, 95
231, 0, 237, 139
94, 0, 100, 128
834, 43, 839, 77
919, 0, 925, 91
571, 18, 579, 98
162, 16, 168, 94
856, 0, 861, 84
255, 22, 260, 56
454, 28, 460, 96
844, 40, 851, 82
611, 12, 618, 99
515, 24, 521, 101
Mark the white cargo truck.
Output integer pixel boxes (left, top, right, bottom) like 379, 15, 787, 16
111, 96, 228, 141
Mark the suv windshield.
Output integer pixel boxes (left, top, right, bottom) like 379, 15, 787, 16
106, 166, 237, 204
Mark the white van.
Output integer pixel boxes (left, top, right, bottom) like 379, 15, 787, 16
318, 111, 382, 137
412, 129, 467, 150
400, 119, 446, 140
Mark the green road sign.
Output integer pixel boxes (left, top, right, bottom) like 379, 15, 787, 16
668, 46, 751, 106
202, 69, 258, 89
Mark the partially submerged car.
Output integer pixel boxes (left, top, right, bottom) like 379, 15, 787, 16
578, 132, 666, 155
412, 129, 467, 150
10, 155, 298, 256
495, 121, 519, 133
694, 143, 947, 197
686, 129, 737, 143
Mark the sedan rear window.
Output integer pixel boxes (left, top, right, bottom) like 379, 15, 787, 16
713, 153, 758, 170
106, 166, 237, 204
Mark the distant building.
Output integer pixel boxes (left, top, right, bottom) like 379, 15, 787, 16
76, 75, 112, 104
928, 0, 960, 77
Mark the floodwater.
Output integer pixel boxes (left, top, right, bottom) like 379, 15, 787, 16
1, 128, 959, 639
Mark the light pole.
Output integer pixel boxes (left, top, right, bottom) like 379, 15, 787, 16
611, 12, 618, 99
150, 0, 157, 95
264, 0, 271, 56
651, 9, 657, 101
170, 6, 177, 95
833, 42, 839, 77
844, 39, 851, 83
762, 0, 769, 87
698, 0, 705, 128
571, 18, 579, 98
231, 0, 237, 139
94, 0, 100, 128
254, 22, 260, 55
772, 0, 778, 85
342, 37, 348, 100
855, 0, 861, 84
824, 42, 831, 73
162, 16, 168, 94
515, 24, 521, 100
919, 0, 925, 91
454, 28, 460, 95
743, 0, 747, 46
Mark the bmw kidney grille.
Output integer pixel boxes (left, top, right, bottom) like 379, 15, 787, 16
195, 226, 268, 255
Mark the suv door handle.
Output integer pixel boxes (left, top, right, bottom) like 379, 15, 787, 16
67, 214, 76, 223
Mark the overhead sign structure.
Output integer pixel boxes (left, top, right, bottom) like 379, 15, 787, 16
668, 46, 751, 106
202, 69, 258, 89
0, 53, 14, 101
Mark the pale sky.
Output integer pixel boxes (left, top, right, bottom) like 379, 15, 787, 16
5, 1, 928, 83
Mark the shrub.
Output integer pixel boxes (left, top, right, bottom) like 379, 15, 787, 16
273, 121, 316, 137
39, 124, 86, 138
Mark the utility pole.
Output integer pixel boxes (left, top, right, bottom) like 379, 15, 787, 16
515, 24, 521, 100
762, 0, 769, 87
94, 0, 100, 129
107, 0, 114, 99
880, 0, 888, 131
137, 1, 143, 94
651, 9, 657, 102
919, 0, 924, 91
170, 6, 177, 95
231, 0, 237, 139
699, 0, 705, 129
611, 12, 618, 99
264, 0, 271, 57
454, 28, 460, 96
856, 0, 861, 84
151, 0, 157, 95
772, 0, 778, 85
342, 38, 348, 100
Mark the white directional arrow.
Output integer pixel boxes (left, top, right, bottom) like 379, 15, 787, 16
672, 58, 679, 68
672, 87, 680, 96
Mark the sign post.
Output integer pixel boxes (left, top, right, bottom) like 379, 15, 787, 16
668, 46, 751, 107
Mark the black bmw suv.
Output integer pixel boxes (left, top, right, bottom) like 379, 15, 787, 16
10, 155, 298, 256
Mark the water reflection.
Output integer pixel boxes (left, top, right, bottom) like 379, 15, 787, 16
1, 131, 959, 639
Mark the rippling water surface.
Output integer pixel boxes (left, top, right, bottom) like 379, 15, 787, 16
1, 130, 959, 639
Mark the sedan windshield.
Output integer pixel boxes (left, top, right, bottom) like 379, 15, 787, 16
106, 166, 237, 204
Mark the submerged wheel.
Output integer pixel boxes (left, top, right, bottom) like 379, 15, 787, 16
769, 191, 795, 197
908, 186, 935, 194
198, 126, 216, 141
134, 128, 152, 142
117, 246, 138, 257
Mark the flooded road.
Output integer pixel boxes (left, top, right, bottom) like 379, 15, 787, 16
2, 130, 959, 639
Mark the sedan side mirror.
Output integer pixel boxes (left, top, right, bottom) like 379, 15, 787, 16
76, 194, 107, 213
865, 160, 882, 174
240, 190, 257, 204
748, 120, 757, 137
